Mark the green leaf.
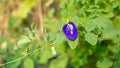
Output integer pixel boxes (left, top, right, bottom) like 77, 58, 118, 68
92, 27, 102, 35
0, 36, 8, 45
96, 57, 113, 68
24, 57, 34, 68
59, 1, 66, 8
85, 32, 97, 46
47, 33, 57, 42
93, 17, 116, 39
68, 38, 78, 49
48, 8, 55, 18
31, 23, 35, 29
79, 17, 89, 27
38, 47, 53, 63
0, 49, 6, 56
104, 12, 114, 18
5, 54, 21, 68
57, 21, 63, 31
56, 32, 65, 45
24, 28, 33, 40
112, 1, 119, 8
49, 57, 68, 68
54, 43, 66, 54
79, 57, 88, 66
7, 42, 14, 52
108, 45, 120, 53
71, 57, 80, 68
113, 52, 120, 60
84, 19, 96, 32
96, 44, 108, 57
5, 60, 21, 68
114, 61, 120, 68
44, 33, 48, 42
113, 36, 120, 43
18, 35, 31, 46
70, 16, 80, 27
93, 17, 114, 29
102, 28, 117, 39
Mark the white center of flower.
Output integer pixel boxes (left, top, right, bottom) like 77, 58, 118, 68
67, 24, 73, 34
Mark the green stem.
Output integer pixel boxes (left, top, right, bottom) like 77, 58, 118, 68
0, 48, 41, 66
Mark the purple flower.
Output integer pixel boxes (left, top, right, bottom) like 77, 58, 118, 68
62, 22, 78, 40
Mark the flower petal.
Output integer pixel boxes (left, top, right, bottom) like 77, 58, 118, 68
62, 22, 78, 40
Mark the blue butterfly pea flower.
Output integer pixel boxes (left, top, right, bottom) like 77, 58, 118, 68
62, 22, 78, 40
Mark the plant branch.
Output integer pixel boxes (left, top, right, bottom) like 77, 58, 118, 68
38, 0, 44, 40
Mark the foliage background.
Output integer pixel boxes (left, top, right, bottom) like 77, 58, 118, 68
0, 0, 120, 68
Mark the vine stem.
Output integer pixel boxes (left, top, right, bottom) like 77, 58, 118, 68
0, 48, 41, 67
0, 55, 26, 67
0, 41, 56, 66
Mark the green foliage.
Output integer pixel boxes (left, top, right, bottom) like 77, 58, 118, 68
85, 32, 97, 46
48, 8, 55, 18
49, 56, 68, 68
17, 1, 37, 18
24, 57, 34, 68
68, 37, 78, 49
114, 61, 120, 68
7, 42, 14, 52
18, 35, 31, 46
38, 46, 53, 63
79, 57, 88, 66
56, 32, 65, 45
84, 19, 96, 32
96, 57, 113, 68
1, 0, 120, 68
0, 36, 8, 45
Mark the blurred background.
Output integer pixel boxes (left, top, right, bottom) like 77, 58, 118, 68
0, 0, 60, 68
0, 0, 120, 68
0, 0, 60, 46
